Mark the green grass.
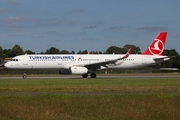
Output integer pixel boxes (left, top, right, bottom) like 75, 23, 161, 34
0, 78, 180, 93
0, 77, 180, 120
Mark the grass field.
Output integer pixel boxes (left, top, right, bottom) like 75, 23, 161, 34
0, 76, 180, 120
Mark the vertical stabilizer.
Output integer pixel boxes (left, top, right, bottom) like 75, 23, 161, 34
142, 32, 167, 55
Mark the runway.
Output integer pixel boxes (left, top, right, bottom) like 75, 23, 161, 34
1, 74, 180, 79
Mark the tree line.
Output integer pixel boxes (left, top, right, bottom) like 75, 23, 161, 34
0, 44, 180, 68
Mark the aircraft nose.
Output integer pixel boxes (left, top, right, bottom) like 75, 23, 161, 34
4, 62, 11, 68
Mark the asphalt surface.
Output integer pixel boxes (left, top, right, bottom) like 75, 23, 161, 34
1, 75, 180, 79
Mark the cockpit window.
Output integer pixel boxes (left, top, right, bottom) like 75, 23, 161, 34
11, 59, 18, 61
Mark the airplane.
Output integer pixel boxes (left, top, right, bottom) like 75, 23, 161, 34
4, 32, 170, 79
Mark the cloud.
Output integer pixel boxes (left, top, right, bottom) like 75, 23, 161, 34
0, 16, 39, 23
33, 35, 42, 38
7, 24, 31, 29
34, 19, 61, 26
84, 25, 97, 29
69, 21, 78, 25
8, 0, 19, 5
136, 26, 168, 32
35, 21, 60, 26
55, 40, 61, 42
81, 38, 94, 41
8, 33, 25, 36
95, 21, 104, 25
173, 35, 180, 40
0, 8, 9, 13
69, 9, 86, 13
108, 26, 123, 30
43, 31, 59, 35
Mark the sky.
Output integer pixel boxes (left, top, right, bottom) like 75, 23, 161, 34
0, 0, 180, 54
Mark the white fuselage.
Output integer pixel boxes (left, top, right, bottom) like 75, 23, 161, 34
4, 54, 169, 70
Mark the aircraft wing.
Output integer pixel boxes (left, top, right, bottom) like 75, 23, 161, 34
76, 48, 132, 70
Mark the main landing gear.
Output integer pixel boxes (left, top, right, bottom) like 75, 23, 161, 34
21, 72, 96, 79
82, 73, 96, 78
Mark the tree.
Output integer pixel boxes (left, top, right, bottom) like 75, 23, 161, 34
24, 50, 35, 54
60, 50, 70, 54
152, 49, 180, 69
123, 44, 141, 54
162, 49, 180, 68
82, 50, 88, 54
45, 47, 60, 54
77, 50, 82, 54
0, 46, 5, 58
11, 44, 24, 57
98, 51, 103, 54
106, 46, 123, 54
90, 51, 101, 54
77, 50, 88, 54
39, 52, 45, 54
3, 49, 12, 58
71, 51, 75, 54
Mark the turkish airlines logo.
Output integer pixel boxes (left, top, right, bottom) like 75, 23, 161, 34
149, 39, 164, 55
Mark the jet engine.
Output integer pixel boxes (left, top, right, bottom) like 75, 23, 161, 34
59, 66, 88, 75
70, 66, 88, 74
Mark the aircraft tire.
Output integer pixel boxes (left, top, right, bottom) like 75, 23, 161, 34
90, 73, 96, 78
22, 75, 26, 79
82, 74, 88, 78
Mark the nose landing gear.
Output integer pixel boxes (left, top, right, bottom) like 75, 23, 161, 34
22, 72, 27, 79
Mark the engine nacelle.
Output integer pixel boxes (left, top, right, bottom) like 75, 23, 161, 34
59, 66, 88, 75
70, 66, 88, 74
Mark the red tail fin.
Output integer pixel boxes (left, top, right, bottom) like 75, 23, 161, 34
142, 32, 167, 55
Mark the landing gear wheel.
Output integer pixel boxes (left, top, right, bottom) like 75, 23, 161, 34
82, 74, 88, 78
22, 75, 27, 79
90, 73, 96, 78
22, 72, 27, 79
